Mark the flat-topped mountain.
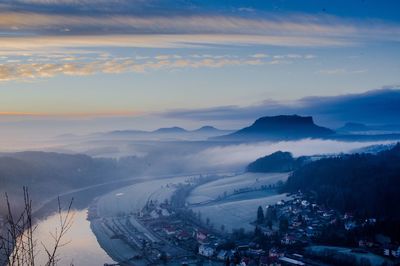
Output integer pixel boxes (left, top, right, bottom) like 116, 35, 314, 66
217, 115, 335, 141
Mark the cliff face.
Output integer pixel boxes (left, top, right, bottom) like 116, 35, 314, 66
221, 115, 334, 141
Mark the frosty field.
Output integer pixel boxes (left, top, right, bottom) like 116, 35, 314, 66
186, 172, 291, 232
187, 172, 289, 205
96, 175, 192, 217
192, 193, 291, 232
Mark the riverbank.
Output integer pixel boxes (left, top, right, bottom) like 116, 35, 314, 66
89, 174, 202, 264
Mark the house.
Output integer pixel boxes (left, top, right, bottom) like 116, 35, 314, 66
358, 239, 374, 248
268, 248, 281, 258
199, 244, 214, 257
161, 208, 170, 216
277, 200, 285, 206
301, 200, 309, 207
150, 210, 160, 219
383, 244, 400, 258
196, 229, 208, 243
281, 234, 296, 245
395, 246, 400, 258
163, 225, 176, 236
383, 246, 390, 256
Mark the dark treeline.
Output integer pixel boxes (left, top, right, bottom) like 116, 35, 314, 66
246, 151, 308, 173
283, 143, 400, 220
0, 151, 148, 215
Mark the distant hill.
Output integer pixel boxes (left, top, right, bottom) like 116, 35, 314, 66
217, 115, 334, 141
0, 152, 119, 214
101, 129, 148, 136
246, 151, 308, 173
0, 152, 118, 193
152, 126, 188, 134
92, 125, 233, 140
0, 151, 156, 215
193, 126, 222, 133
338, 122, 370, 132
350, 143, 397, 154
338, 122, 400, 134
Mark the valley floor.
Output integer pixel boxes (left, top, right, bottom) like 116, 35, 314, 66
89, 172, 289, 265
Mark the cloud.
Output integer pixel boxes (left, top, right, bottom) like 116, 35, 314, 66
0, 55, 265, 81
187, 139, 394, 170
304, 54, 316, 59
15, 0, 124, 4
0, 52, 319, 81
0, 0, 398, 55
251, 53, 269, 58
0, 59, 241, 81
0, 9, 397, 84
316, 68, 368, 75
237, 7, 255, 13
0, 6, 396, 85
0, 12, 399, 45
0, 111, 43, 116
0, 34, 353, 55
5, 0, 144, 11
162, 88, 400, 127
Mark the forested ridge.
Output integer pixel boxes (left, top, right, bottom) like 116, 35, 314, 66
283, 143, 400, 219
0, 151, 148, 215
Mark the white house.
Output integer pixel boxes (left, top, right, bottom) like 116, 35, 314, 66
199, 244, 214, 257
301, 200, 310, 207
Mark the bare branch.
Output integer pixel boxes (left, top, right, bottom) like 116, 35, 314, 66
0, 188, 74, 266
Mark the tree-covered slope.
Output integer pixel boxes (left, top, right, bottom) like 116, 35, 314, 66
246, 151, 307, 172
283, 143, 400, 219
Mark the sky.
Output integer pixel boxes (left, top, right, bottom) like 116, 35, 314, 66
0, 0, 400, 138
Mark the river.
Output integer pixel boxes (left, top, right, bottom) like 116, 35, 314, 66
33, 210, 115, 266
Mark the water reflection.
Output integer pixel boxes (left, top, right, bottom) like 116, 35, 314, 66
34, 210, 114, 266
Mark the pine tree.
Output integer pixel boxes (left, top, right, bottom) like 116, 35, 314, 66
257, 206, 264, 224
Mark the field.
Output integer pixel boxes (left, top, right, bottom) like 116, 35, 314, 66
187, 172, 289, 205
187, 172, 291, 232
192, 193, 290, 232
96, 175, 193, 217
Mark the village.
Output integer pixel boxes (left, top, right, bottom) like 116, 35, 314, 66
250, 192, 400, 266
87, 177, 400, 266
